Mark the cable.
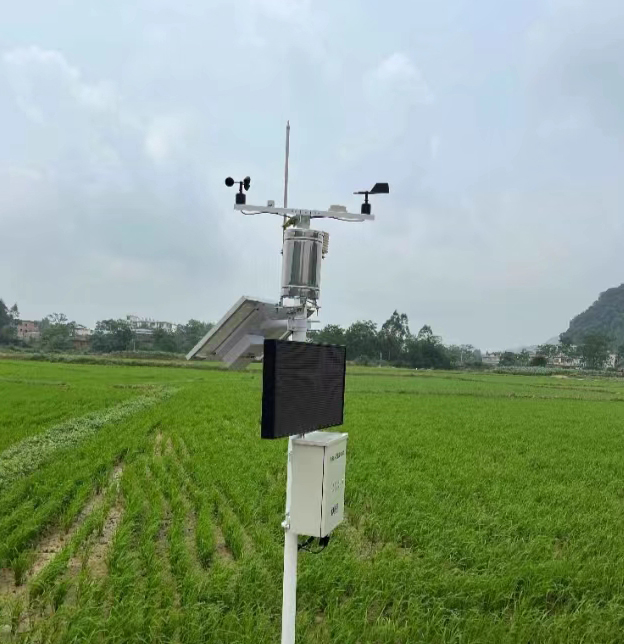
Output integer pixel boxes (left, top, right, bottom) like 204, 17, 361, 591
297, 536, 315, 551
298, 535, 330, 554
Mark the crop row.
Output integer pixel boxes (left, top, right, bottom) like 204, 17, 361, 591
4, 362, 624, 641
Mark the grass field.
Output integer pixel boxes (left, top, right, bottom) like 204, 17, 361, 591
2, 359, 624, 643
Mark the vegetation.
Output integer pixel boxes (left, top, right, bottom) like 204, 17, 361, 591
0, 299, 19, 345
500, 334, 618, 372
0, 295, 213, 355
8, 290, 624, 373
309, 311, 480, 369
578, 332, 611, 370
3, 359, 624, 641
499, 350, 532, 367
90, 319, 135, 353
90, 319, 213, 354
561, 283, 624, 349
39, 314, 76, 352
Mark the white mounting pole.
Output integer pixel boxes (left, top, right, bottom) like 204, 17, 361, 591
228, 120, 377, 644
281, 313, 306, 644
281, 118, 303, 644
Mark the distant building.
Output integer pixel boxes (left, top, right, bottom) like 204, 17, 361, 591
482, 352, 500, 366
16, 320, 40, 341
73, 325, 92, 350
126, 315, 177, 336
74, 325, 92, 338
550, 352, 580, 368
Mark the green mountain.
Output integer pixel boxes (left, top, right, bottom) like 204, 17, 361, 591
561, 284, 624, 348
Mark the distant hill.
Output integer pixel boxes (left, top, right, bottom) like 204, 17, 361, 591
561, 284, 624, 349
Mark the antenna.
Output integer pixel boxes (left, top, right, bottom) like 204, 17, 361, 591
284, 121, 290, 210
283, 121, 290, 239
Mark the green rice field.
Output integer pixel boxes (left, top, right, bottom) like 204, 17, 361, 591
2, 358, 624, 642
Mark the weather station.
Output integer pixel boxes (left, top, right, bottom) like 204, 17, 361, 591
187, 123, 388, 644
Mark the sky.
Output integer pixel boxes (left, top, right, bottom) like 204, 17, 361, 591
1, 0, 623, 350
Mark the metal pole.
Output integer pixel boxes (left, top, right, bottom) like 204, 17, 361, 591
281, 119, 302, 644
284, 121, 290, 211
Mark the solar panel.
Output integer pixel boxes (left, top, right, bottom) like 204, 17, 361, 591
186, 297, 291, 369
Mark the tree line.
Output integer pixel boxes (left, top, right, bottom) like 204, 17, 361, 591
0, 299, 212, 355
8, 295, 618, 371
309, 310, 482, 369
89, 319, 212, 354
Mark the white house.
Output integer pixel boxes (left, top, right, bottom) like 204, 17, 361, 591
126, 315, 177, 336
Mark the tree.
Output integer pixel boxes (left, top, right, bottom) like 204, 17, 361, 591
616, 344, 624, 370
531, 355, 548, 367
153, 327, 177, 352
344, 320, 378, 361
0, 299, 19, 345
446, 344, 482, 368
559, 335, 578, 359
40, 313, 75, 351
517, 350, 531, 367
379, 311, 410, 363
175, 320, 213, 353
537, 344, 559, 360
499, 351, 517, 366
91, 319, 134, 353
579, 333, 611, 370
404, 325, 450, 369
416, 324, 434, 342
308, 324, 346, 346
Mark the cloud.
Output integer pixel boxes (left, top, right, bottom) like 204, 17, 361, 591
430, 134, 441, 159
3, 46, 120, 122
526, 0, 624, 138
2, 0, 624, 351
337, 52, 434, 171
0, 45, 230, 325
364, 52, 434, 106
144, 114, 189, 164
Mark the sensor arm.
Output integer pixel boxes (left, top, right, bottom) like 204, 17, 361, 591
226, 175, 387, 219
234, 204, 374, 223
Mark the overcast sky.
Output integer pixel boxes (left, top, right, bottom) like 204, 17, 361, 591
1, 0, 623, 350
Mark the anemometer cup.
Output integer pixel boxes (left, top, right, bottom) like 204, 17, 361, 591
226, 176, 252, 206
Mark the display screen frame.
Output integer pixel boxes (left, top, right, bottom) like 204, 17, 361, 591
261, 340, 347, 439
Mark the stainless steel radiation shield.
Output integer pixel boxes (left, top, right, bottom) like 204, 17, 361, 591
281, 228, 325, 300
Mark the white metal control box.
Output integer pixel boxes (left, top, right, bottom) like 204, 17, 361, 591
289, 431, 348, 537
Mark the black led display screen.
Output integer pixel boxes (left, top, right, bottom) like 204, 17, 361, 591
261, 340, 347, 439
